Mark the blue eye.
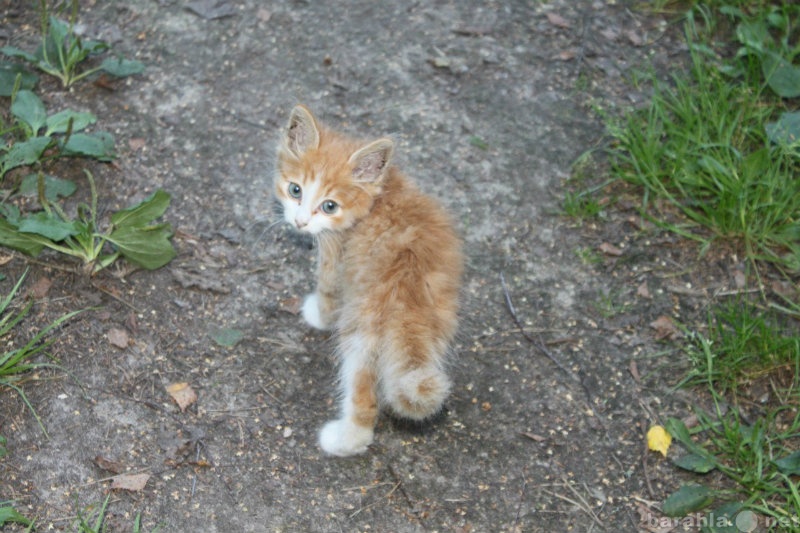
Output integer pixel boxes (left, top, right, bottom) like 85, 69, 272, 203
321, 200, 338, 214
288, 182, 302, 199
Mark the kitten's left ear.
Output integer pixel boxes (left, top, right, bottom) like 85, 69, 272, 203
349, 138, 394, 183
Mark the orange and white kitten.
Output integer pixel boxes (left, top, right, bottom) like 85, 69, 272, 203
274, 105, 463, 456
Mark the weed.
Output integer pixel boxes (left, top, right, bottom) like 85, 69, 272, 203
604, 2, 800, 272
0, 0, 143, 88
0, 501, 33, 529
594, 288, 631, 318
575, 246, 603, 266
680, 298, 800, 392
585, 0, 800, 525
0, 171, 176, 274
0, 270, 82, 436
561, 190, 603, 220
663, 337, 800, 527
1, 87, 115, 181
71, 494, 161, 533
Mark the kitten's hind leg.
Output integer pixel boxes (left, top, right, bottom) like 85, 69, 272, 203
319, 334, 378, 456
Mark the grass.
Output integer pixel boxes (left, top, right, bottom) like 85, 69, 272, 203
0, 271, 81, 437
606, 32, 800, 271
70, 495, 161, 533
566, 0, 800, 527
679, 297, 800, 392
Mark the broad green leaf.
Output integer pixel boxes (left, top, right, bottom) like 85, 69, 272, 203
0, 62, 38, 96
61, 132, 116, 161
0, 218, 46, 256
735, 20, 768, 54
672, 453, 717, 474
774, 450, 800, 476
0, 46, 38, 63
16, 211, 79, 241
662, 484, 715, 517
0, 204, 21, 225
762, 50, 800, 98
45, 109, 96, 136
210, 328, 244, 347
11, 90, 47, 134
703, 502, 745, 533
107, 223, 176, 270
82, 39, 110, 56
111, 190, 171, 228
38, 16, 69, 64
19, 174, 77, 201
766, 111, 800, 148
664, 417, 692, 444
100, 57, 145, 77
0, 504, 32, 527
0, 137, 52, 174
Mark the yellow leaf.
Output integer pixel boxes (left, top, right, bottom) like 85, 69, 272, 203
647, 425, 672, 457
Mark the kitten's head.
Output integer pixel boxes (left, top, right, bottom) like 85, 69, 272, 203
274, 105, 394, 235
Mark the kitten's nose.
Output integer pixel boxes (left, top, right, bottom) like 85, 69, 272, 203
295, 216, 309, 229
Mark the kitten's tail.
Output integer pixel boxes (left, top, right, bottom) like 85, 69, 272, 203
383, 365, 451, 421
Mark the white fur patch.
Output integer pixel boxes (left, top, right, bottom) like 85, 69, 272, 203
319, 418, 374, 456
301, 292, 329, 330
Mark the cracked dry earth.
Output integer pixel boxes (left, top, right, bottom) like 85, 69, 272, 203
0, 1, 722, 531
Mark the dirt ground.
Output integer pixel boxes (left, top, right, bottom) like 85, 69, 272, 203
0, 1, 743, 531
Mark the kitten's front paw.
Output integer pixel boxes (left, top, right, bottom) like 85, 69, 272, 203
319, 419, 373, 457
301, 293, 329, 330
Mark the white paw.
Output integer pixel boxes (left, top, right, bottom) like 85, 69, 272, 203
301, 293, 329, 330
319, 419, 373, 457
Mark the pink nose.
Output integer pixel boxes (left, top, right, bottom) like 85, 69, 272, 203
295, 216, 309, 228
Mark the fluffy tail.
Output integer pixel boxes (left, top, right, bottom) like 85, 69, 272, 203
383, 365, 451, 421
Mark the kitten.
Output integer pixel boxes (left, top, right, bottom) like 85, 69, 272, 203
274, 105, 463, 456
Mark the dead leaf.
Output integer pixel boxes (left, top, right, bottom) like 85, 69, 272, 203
598, 242, 623, 256
166, 382, 197, 412
637, 501, 676, 532
0, 254, 13, 266
281, 296, 302, 315
600, 28, 619, 41
636, 281, 651, 299
110, 472, 150, 491
107, 328, 129, 349
94, 455, 125, 474
520, 431, 546, 442
26, 277, 52, 299
625, 30, 645, 46
650, 315, 681, 340
629, 360, 640, 383
546, 12, 571, 29
771, 279, 795, 299
556, 49, 577, 61
128, 138, 146, 151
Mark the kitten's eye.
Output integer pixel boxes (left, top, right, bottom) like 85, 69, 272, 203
288, 182, 302, 199
321, 200, 339, 215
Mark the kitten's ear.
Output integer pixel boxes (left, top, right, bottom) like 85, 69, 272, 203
349, 138, 394, 183
285, 105, 320, 156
